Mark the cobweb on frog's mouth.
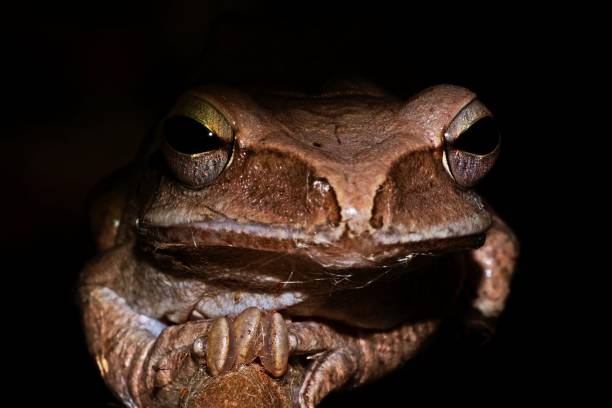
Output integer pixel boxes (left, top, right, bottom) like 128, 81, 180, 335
137, 240, 432, 294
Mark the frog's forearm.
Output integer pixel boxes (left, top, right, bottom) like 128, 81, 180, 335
81, 283, 216, 407
81, 285, 157, 406
288, 320, 438, 408
470, 215, 519, 318
79, 246, 208, 407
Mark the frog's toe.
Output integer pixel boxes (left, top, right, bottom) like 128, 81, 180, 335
299, 348, 358, 408
197, 307, 289, 378
260, 311, 289, 377
203, 316, 236, 375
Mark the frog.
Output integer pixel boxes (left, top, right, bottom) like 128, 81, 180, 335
80, 80, 518, 408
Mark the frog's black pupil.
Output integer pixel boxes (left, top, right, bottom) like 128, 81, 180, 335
163, 115, 223, 154
453, 117, 500, 155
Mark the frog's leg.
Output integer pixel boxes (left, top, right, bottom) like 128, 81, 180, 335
80, 244, 298, 407
464, 214, 519, 335
81, 245, 438, 408
186, 308, 437, 408
287, 320, 437, 408
80, 244, 209, 407
81, 244, 329, 407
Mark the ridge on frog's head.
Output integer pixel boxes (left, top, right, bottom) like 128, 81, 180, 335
136, 80, 500, 269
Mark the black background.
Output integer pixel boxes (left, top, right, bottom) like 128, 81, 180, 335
3, 1, 585, 406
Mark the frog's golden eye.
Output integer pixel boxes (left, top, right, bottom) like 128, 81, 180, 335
161, 95, 234, 189
443, 100, 500, 187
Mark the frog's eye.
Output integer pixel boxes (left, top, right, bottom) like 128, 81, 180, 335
161, 95, 234, 189
443, 100, 500, 187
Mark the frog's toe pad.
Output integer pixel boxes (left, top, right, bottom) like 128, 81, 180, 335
193, 307, 289, 378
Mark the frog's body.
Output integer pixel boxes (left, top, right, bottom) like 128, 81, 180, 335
81, 81, 518, 407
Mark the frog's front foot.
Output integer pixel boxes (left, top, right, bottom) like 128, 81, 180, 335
166, 309, 436, 408
195, 310, 359, 408
287, 320, 438, 408
190, 309, 358, 408
193, 307, 290, 378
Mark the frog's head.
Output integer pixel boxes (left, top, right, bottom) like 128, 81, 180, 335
137, 82, 499, 271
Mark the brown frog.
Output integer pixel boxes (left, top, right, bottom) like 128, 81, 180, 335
80, 80, 518, 407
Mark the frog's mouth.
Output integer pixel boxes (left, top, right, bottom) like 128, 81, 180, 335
138, 216, 486, 270
138, 220, 476, 329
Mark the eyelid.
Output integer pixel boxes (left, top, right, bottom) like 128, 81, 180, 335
169, 94, 233, 144
444, 99, 492, 143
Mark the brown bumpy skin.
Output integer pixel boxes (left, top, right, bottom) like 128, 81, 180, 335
80, 83, 519, 407
81, 214, 518, 407
80, 251, 439, 407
